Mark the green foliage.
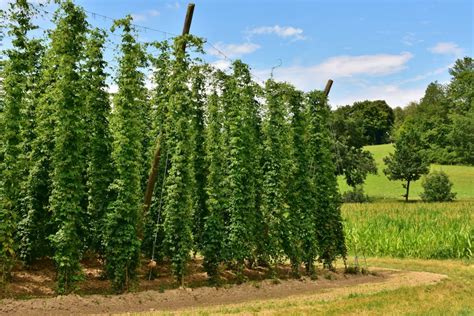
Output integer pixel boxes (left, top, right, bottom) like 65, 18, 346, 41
0, 0, 39, 282
201, 89, 226, 281
383, 126, 429, 201
142, 40, 172, 261
83, 28, 113, 254
46, 0, 88, 294
286, 85, 311, 276
105, 16, 147, 293
220, 61, 261, 270
394, 58, 473, 165
420, 171, 456, 202
161, 35, 204, 285
341, 186, 370, 203
307, 91, 347, 269
190, 64, 209, 254
1, 1, 349, 291
343, 202, 472, 259
260, 80, 293, 266
336, 100, 394, 145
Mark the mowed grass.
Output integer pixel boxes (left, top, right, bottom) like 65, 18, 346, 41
342, 201, 473, 260
139, 258, 473, 315
338, 144, 474, 201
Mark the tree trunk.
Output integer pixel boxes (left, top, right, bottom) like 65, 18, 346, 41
405, 180, 410, 202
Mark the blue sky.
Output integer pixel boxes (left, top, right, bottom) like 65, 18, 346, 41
1, 0, 473, 107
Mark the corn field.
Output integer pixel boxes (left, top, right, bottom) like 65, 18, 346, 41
343, 202, 473, 260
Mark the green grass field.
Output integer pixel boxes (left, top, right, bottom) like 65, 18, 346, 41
342, 201, 473, 259
338, 144, 474, 201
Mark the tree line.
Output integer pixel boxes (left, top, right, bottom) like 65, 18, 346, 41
0, 0, 346, 293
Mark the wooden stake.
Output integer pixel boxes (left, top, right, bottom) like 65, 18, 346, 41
143, 3, 196, 217
324, 79, 333, 97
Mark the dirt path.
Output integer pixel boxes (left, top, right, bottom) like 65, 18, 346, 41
0, 268, 446, 315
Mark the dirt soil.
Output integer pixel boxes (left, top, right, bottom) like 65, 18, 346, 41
0, 258, 447, 315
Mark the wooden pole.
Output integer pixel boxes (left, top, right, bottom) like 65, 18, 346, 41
324, 79, 333, 97
143, 3, 196, 217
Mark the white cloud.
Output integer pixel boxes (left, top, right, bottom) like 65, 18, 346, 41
316, 52, 413, 77
247, 25, 305, 40
400, 65, 450, 84
148, 9, 160, 17
209, 42, 260, 59
401, 32, 423, 46
428, 42, 464, 56
330, 84, 426, 108
252, 52, 417, 108
254, 52, 413, 91
211, 59, 232, 71
131, 14, 147, 22
131, 9, 160, 22
166, 2, 180, 9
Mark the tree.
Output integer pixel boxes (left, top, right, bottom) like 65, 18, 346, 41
447, 57, 473, 114
331, 108, 377, 188
82, 28, 113, 254
383, 126, 429, 201
348, 100, 394, 145
105, 16, 147, 293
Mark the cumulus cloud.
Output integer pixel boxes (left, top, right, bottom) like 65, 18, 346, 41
330, 84, 426, 108
428, 42, 464, 56
254, 52, 413, 91
247, 25, 305, 40
252, 52, 418, 107
209, 42, 261, 59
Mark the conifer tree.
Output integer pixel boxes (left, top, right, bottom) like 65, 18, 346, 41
82, 28, 113, 253
105, 16, 147, 293
46, 0, 88, 293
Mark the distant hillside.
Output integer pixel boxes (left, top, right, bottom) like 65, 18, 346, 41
338, 144, 474, 201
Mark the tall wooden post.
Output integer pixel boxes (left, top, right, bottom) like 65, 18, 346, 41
324, 79, 333, 97
143, 3, 196, 217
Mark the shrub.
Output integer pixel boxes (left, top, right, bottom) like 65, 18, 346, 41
342, 187, 370, 203
421, 171, 456, 202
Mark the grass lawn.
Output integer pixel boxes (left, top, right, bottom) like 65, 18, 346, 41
143, 258, 473, 315
338, 144, 474, 201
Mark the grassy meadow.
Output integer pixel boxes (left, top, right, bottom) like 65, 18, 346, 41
338, 144, 474, 201
338, 144, 473, 260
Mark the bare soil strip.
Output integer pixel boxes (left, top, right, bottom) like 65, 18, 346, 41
0, 268, 446, 315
